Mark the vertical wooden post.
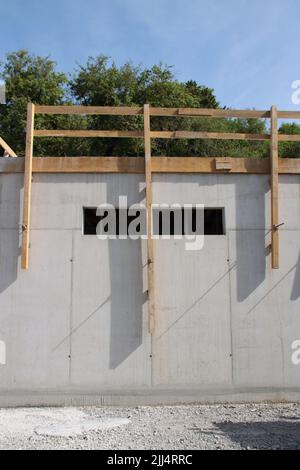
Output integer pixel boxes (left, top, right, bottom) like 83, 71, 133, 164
270, 105, 279, 269
144, 104, 155, 333
21, 103, 35, 269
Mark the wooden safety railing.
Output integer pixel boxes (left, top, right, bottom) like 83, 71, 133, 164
0, 136, 17, 157
20, 103, 300, 330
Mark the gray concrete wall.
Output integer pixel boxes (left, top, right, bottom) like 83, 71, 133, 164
0, 172, 300, 406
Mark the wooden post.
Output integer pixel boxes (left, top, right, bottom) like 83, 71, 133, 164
270, 105, 279, 269
21, 103, 35, 269
144, 104, 155, 333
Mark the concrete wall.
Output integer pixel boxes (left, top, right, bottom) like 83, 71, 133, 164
0, 172, 300, 406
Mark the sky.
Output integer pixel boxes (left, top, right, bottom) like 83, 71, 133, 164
1, 0, 300, 111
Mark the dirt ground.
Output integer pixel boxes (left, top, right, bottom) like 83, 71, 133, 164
0, 403, 300, 450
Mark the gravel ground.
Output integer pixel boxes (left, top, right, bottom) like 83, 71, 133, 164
0, 403, 300, 450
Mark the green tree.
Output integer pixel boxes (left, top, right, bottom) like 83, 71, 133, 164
70, 55, 270, 158
69, 56, 222, 156
0, 51, 275, 159
0, 50, 90, 156
279, 123, 300, 158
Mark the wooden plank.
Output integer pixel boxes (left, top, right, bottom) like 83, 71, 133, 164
35, 105, 143, 115
150, 131, 269, 141
150, 107, 270, 118
2, 156, 300, 175
144, 104, 155, 333
21, 103, 35, 270
29, 156, 269, 174
34, 130, 144, 138
0, 158, 24, 172
270, 105, 279, 269
278, 111, 300, 119
215, 159, 233, 171
0, 137, 18, 157
278, 134, 300, 142
32, 157, 145, 173
152, 157, 270, 173
278, 158, 300, 173
34, 105, 270, 118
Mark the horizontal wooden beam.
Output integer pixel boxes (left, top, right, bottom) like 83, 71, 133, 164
30, 156, 268, 173
36, 129, 300, 142
0, 158, 24, 172
150, 108, 270, 118
34, 157, 145, 173
34, 105, 270, 119
151, 157, 270, 173
150, 131, 270, 141
278, 111, 300, 119
35, 105, 143, 115
35, 129, 272, 141
1, 157, 300, 174
277, 158, 300, 173
278, 134, 300, 142
34, 130, 144, 138
30, 105, 300, 120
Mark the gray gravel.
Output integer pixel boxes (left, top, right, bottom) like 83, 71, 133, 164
0, 403, 300, 450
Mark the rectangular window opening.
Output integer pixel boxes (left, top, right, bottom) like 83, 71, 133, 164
83, 207, 225, 236
154, 207, 225, 236
83, 207, 144, 236
204, 208, 225, 235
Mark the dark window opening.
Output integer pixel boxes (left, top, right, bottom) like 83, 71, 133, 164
84, 208, 102, 235
204, 208, 224, 235
83, 207, 225, 236
83, 207, 144, 236
154, 208, 224, 236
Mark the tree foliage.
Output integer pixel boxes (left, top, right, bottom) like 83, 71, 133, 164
1, 51, 300, 158
0, 50, 89, 156
279, 122, 300, 158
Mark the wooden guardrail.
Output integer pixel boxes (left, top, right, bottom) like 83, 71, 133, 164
0, 137, 17, 157
18, 103, 300, 331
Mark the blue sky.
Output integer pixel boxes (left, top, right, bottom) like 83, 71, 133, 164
1, 0, 300, 110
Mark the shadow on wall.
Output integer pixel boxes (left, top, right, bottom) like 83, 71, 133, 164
51, 174, 147, 370
107, 180, 147, 369
2, 172, 300, 372
108, 238, 147, 369
233, 176, 300, 303
184, 174, 268, 303
291, 251, 300, 301
0, 172, 147, 373
0, 175, 22, 295
234, 176, 268, 302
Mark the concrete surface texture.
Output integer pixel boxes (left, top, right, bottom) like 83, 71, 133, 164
0, 173, 300, 405
0, 404, 300, 450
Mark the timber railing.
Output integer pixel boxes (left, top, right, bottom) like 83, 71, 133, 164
2, 103, 300, 331
0, 136, 17, 157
